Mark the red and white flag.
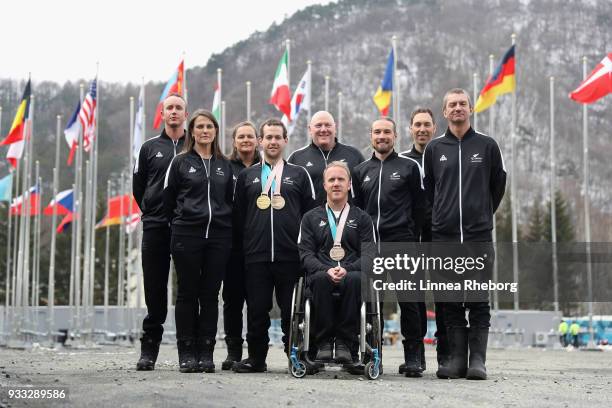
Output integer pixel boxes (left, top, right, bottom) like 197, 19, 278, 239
269, 50, 291, 119
569, 52, 612, 104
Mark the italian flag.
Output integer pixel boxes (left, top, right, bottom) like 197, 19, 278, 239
212, 82, 221, 121
269, 50, 292, 119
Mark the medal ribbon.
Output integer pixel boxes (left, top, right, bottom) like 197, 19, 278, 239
261, 160, 284, 196
326, 203, 350, 246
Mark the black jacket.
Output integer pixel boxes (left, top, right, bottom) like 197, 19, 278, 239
163, 150, 234, 239
298, 205, 376, 280
422, 127, 506, 241
133, 130, 185, 229
288, 139, 365, 205
353, 151, 426, 242
234, 160, 316, 264
400, 145, 432, 242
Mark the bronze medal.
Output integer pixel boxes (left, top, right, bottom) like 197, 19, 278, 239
256, 194, 271, 210
271, 194, 285, 210
329, 245, 345, 261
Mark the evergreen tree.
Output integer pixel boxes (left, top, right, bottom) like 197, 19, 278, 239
523, 197, 546, 242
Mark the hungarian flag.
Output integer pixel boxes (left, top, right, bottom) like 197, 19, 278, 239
2, 80, 32, 168
474, 45, 516, 113
96, 194, 140, 228
282, 65, 311, 136
373, 49, 394, 116
153, 59, 185, 129
569, 52, 612, 104
212, 81, 221, 121
269, 50, 291, 119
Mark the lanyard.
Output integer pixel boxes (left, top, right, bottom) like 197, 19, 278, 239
326, 203, 350, 245
261, 161, 284, 195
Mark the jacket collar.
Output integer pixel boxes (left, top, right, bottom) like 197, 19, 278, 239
161, 129, 186, 142
370, 150, 398, 162
444, 126, 476, 142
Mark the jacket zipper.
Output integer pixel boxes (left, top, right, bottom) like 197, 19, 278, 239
202, 158, 212, 239
270, 164, 276, 262
173, 140, 178, 156
376, 160, 383, 252
458, 140, 464, 243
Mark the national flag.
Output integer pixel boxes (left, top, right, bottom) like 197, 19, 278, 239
125, 213, 141, 234
96, 194, 140, 228
569, 52, 612, 104
474, 45, 516, 113
1, 79, 31, 146
10, 185, 40, 216
56, 213, 73, 234
133, 85, 145, 160
212, 82, 221, 121
64, 101, 81, 165
0, 172, 13, 202
282, 65, 311, 135
43, 189, 74, 216
269, 50, 292, 119
153, 59, 185, 129
373, 49, 394, 116
80, 79, 97, 152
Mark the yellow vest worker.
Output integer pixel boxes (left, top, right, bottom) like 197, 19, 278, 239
558, 321, 568, 334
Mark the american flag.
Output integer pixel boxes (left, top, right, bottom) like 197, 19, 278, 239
79, 78, 97, 152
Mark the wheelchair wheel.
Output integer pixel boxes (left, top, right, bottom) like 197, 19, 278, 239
365, 361, 380, 380
288, 277, 304, 358
289, 359, 307, 378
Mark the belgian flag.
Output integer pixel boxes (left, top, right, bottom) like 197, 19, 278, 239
1, 79, 32, 146
474, 45, 516, 113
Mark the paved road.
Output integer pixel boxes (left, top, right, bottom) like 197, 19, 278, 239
0, 343, 610, 407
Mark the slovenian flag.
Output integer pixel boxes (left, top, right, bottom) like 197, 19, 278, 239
44, 189, 74, 216
373, 49, 394, 116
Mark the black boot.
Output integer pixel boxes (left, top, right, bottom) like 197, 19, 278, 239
222, 337, 243, 371
197, 337, 216, 373
436, 327, 468, 379
233, 343, 267, 373
420, 341, 426, 372
177, 338, 198, 373
435, 334, 450, 378
136, 337, 161, 371
401, 340, 422, 377
466, 328, 489, 380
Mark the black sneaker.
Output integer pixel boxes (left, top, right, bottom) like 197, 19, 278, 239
232, 358, 267, 373
334, 341, 352, 364
315, 342, 333, 361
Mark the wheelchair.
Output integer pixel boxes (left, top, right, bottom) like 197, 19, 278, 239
287, 276, 382, 380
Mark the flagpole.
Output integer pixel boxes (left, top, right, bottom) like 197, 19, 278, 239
34, 173, 42, 333
549, 76, 559, 313
489, 54, 499, 312
72, 83, 85, 337
473, 73, 479, 131
581, 56, 595, 348
510, 34, 519, 314
103, 180, 111, 332
11, 161, 20, 313
128, 96, 135, 336
392, 35, 401, 152
286, 39, 291, 91
307, 60, 312, 134
246, 81, 251, 122
324, 76, 330, 111
337, 92, 343, 140
221, 101, 227, 155
89, 73, 100, 338
217, 68, 224, 153
118, 172, 126, 312
82, 158, 93, 341
5, 168, 11, 336
31, 163, 40, 323
47, 114, 61, 345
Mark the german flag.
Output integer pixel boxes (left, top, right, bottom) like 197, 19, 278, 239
1, 79, 32, 145
474, 45, 516, 113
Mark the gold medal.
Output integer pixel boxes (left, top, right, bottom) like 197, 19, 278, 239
329, 245, 345, 261
256, 194, 271, 210
271, 194, 285, 210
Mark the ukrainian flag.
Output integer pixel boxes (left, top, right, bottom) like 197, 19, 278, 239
373, 49, 394, 116
474, 45, 516, 113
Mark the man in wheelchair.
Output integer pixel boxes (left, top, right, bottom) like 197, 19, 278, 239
298, 161, 376, 364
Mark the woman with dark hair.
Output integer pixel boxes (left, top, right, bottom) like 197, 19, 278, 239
221, 121, 259, 370
163, 109, 234, 373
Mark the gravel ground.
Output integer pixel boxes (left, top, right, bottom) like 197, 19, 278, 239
0, 343, 610, 408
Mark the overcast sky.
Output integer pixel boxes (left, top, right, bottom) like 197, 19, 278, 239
1, 0, 336, 84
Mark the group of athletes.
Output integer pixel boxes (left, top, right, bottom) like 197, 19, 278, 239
132, 86, 506, 381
